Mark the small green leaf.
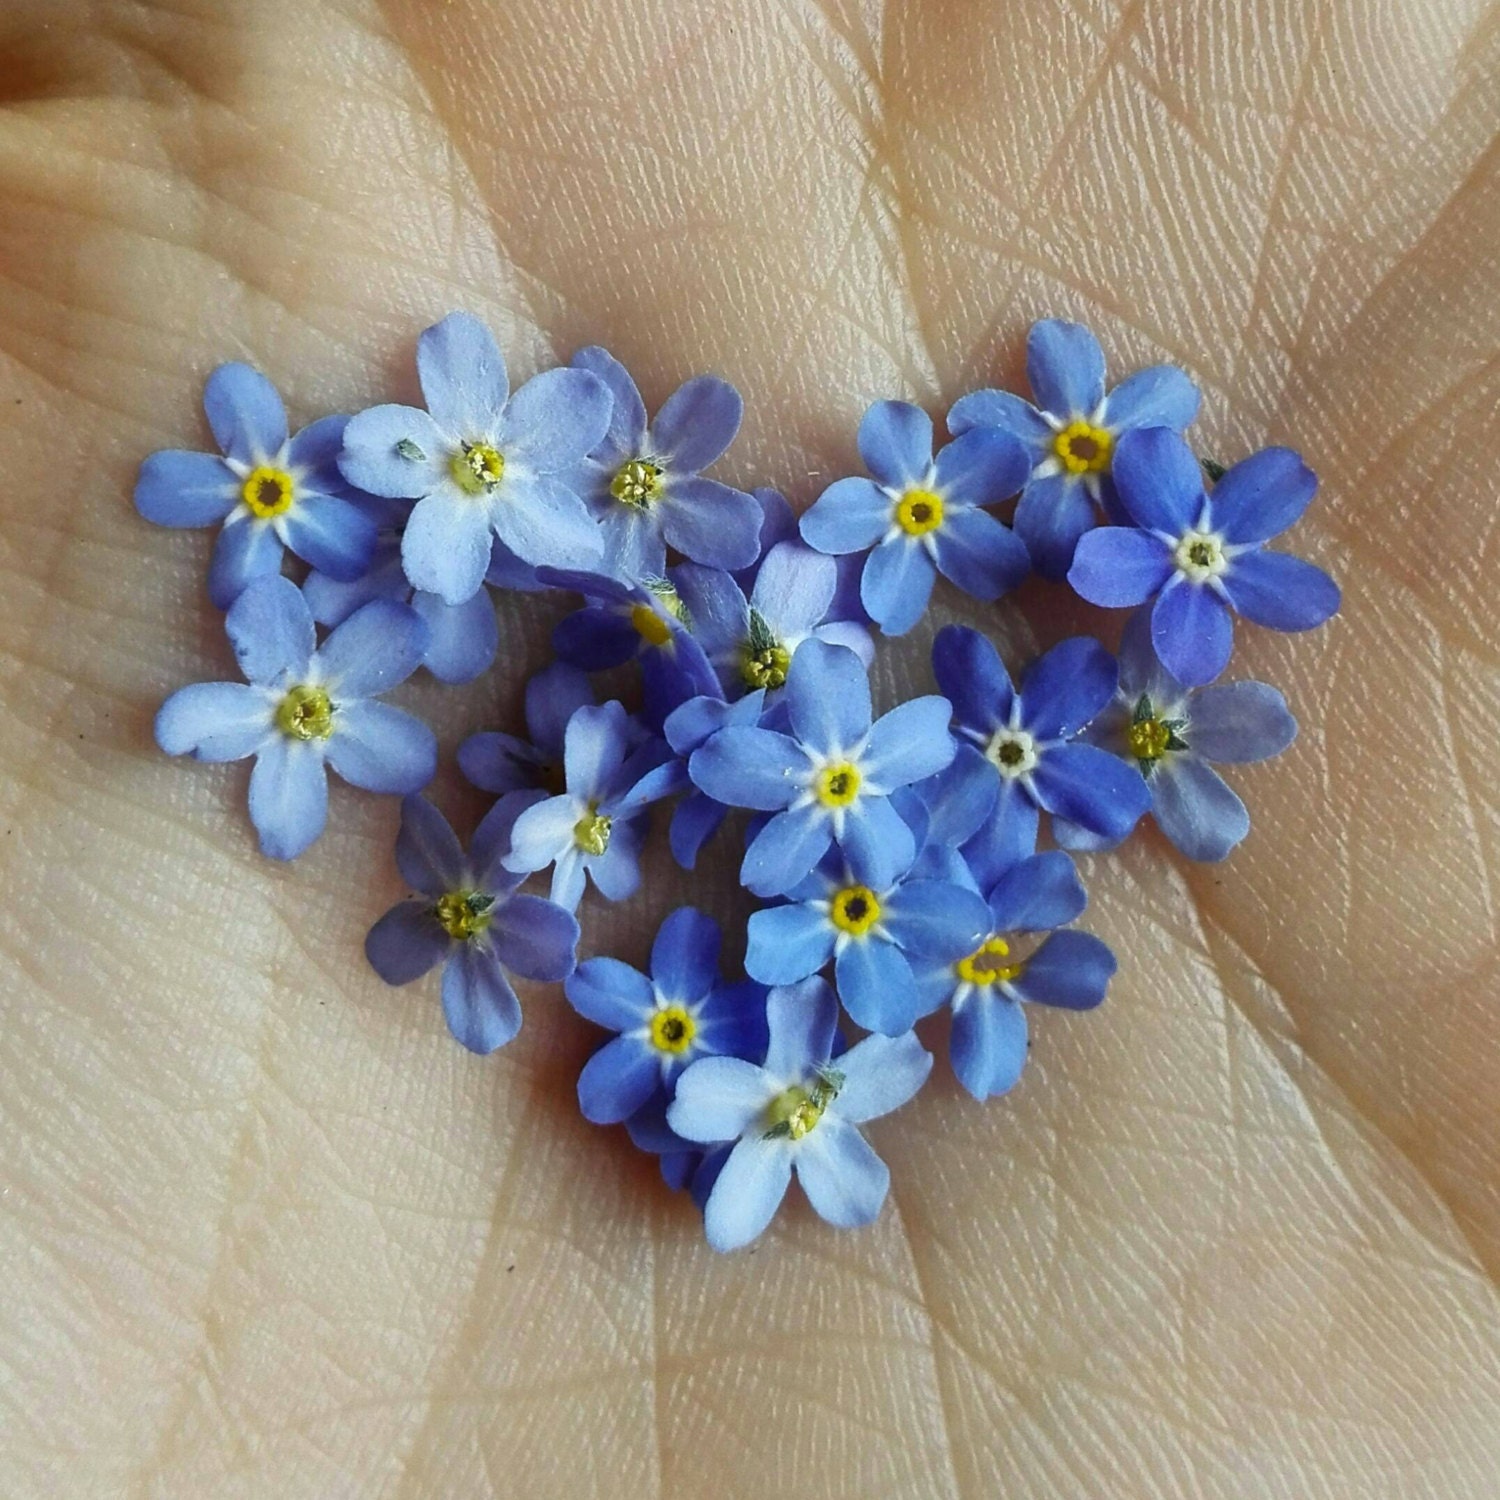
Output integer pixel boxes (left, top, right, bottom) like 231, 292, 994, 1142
395, 437, 426, 462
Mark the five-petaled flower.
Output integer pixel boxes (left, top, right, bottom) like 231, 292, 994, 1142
135, 363, 378, 609
567, 346, 763, 580
799, 400, 1032, 635
564, 906, 769, 1124
338, 312, 612, 606
689, 640, 956, 897
668, 977, 932, 1251
1067, 428, 1341, 686
365, 796, 580, 1054
948, 318, 1201, 579
154, 575, 436, 860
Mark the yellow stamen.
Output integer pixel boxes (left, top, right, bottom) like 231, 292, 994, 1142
435, 890, 494, 941
766, 1085, 823, 1140
611, 459, 664, 509
241, 465, 295, 519
649, 1005, 696, 1055
449, 442, 505, 495
829, 884, 881, 936
956, 935, 1023, 986
274, 684, 333, 741
1052, 420, 1113, 476
573, 805, 612, 855
895, 488, 944, 536
630, 603, 672, 647
815, 762, 861, 807
1127, 717, 1172, 763
741, 643, 791, 690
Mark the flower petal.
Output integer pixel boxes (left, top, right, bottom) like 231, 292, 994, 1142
223, 574, 315, 686
1111, 426, 1205, 533
456, 732, 547, 794
1115, 603, 1185, 706
319, 598, 428, 697
703, 1134, 793, 1251
286, 413, 349, 472
204, 362, 287, 465
303, 541, 407, 628
1019, 635, 1118, 740
490, 474, 605, 571
338, 404, 447, 499
581, 816, 645, 901
1026, 319, 1106, 416
562, 700, 630, 800
669, 792, 728, 871
836, 794, 917, 890
834, 1030, 932, 1122
946, 387, 1054, 447
1151, 580, 1235, 686
578, 1036, 661, 1124
486, 894, 580, 983
933, 425, 1030, 505
651, 906, 722, 1003
325, 701, 436, 794
932, 625, 1015, 736
155, 682, 272, 762
742, 804, 833, 897
1012, 929, 1115, 1009
690, 727, 806, 810
951, 993, 1028, 1100
416, 311, 509, 436
468, 791, 543, 890
441, 943, 522, 1054
914, 744, 999, 846
745, 902, 835, 986
1013, 471, 1098, 580
962, 782, 1040, 887
650, 375, 743, 471
801, 479, 894, 561
795, 1115, 889, 1229
1150, 757, 1250, 862
394, 794, 464, 896
985, 850, 1088, 932
248, 737, 328, 860
280, 492, 378, 582
860, 537, 936, 636
134, 450, 238, 527
835, 937, 920, 1034
750, 542, 836, 639
862, 696, 955, 790
208, 518, 284, 610
1187, 681, 1297, 763
669, 1056, 777, 1142
883, 880, 991, 960
1102, 364, 1200, 432
365, 899, 448, 985
785, 637, 871, 755
411, 585, 498, 684
857, 399, 932, 488
1208, 447, 1317, 544
400, 492, 494, 606
1067, 526, 1173, 607
504, 795, 580, 873
553, 606, 640, 670
566, 955, 654, 1030
1031, 741, 1151, 840
571, 346, 647, 456
496, 367, 612, 470
763, 975, 839, 1078
659, 478, 762, 569
1220, 550, 1341, 632
931, 506, 1031, 602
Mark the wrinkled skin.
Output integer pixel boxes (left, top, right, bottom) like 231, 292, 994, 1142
2, 1, 1498, 1495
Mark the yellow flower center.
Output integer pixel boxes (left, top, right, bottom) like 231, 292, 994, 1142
741, 643, 791, 690
1053, 420, 1113, 476
449, 442, 506, 495
630, 603, 673, 647
649, 1005, 697, 1055
829, 884, 881, 936
1127, 717, 1172, 763
956, 935, 1024, 986
815, 762, 861, 807
895, 488, 944, 536
434, 890, 494, 941
241, 465, 295, 519
611, 459, 665, 509
1173, 529, 1227, 582
765, 1067, 843, 1141
573, 806, 612, 855
274, 684, 333, 741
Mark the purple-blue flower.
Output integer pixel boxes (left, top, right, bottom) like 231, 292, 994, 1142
155, 575, 436, 860
661, 688, 769, 870
948, 318, 1201, 579
932, 626, 1151, 871
567, 346, 762, 579
676, 540, 873, 699
456, 661, 596, 797
689, 640, 956, 897
668, 977, 931, 1252
1056, 607, 1299, 862
338, 312, 611, 606
745, 839, 990, 1035
135, 363, 378, 609
365, 796, 579, 1054
799, 400, 1031, 635
564, 906, 768, 1124
1068, 428, 1341, 686
910, 850, 1115, 1100
501, 701, 683, 910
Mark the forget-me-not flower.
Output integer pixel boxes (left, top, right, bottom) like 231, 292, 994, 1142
135, 363, 378, 609
567, 346, 762, 579
564, 906, 769, 1124
338, 312, 611, 606
1068, 428, 1341, 686
799, 400, 1031, 635
932, 626, 1151, 872
745, 840, 990, 1035
668, 977, 931, 1252
365, 796, 580, 1053
502, 701, 684, 910
689, 640, 955, 897
155, 575, 435, 860
949, 318, 1201, 578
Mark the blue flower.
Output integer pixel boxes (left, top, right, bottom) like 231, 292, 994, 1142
155, 575, 436, 860
564, 906, 769, 1123
668, 977, 931, 1251
457, 661, 597, 796
135, 363, 378, 609
799, 399, 1031, 635
502, 701, 684, 910
1055, 607, 1299, 862
365, 796, 580, 1054
567, 346, 763, 579
1067, 429, 1341, 686
338, 312, 611, 606
689, 640, 956, 897
676, 540, 874, 698
948, 318, 1201, 579
910, 851, 1115, 1100
745, 839, 991, 1035
661, 688, 768, 870
932, 626, 1151, 872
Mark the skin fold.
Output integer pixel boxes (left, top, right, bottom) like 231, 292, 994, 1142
1, 0, 1497, 1495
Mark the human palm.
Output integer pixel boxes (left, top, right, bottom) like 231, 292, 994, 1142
4, 1, 1499, 1496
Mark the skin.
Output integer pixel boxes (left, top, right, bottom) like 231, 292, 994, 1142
1, 0, 1498, 1495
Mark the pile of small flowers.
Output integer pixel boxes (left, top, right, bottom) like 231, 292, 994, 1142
141, 314, 1338, 1252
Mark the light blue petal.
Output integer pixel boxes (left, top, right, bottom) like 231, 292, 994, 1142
1067, 527, 1173, 608
1150, 756, 1250, 862
1208, 447, 1316, 545
669, 1055, 776, 1142
1012, 929, 1115, 1009
785, 638, 871, 755
795, 1116, 889, 1229
505, 795, 583, 874
860, 536, 935, 636
650, 375, 743, 471
664, 692, 750, 757
577, 1036, 661, 1124
951, 993, 1028, 1100
204, 362, 287, 465
1187, 681, 1297, 763
325, 701, 436, 794
703, 1134, 792, 1251
394, 794, 465, 896
486, 535, 546, 591
763, 976, 839, 1078
562, 700, 631, 800
932, 426, 1030, 505
834, 1030, 932, 1122
317, 598, 427, 698
248, 736, 327, 860
862, 696, 954, 791
985, 850, 1088, 932
1026, 319, 1106, 416
208, 518, 284, 610
526, 661, 597, 756
490, 474, 605, 572
496, 367, 612, 470
279, 492, 377, 581
835, 937, 919, 1034
690, 726, 805, 810
468, 791, 543, 891
337, 404, 447, 500
1019, 636, 1117, 740
303, 540, 407, 628
669, 792, 727, 870
134, 450, 237, 527
364, 899, 448, 985
225, 575, 314, 686
1102, 364, 1200, 432
1152, 580, 1235, 686
1014, 471, 1098, 580
659, 478, 762, 570
915, 744, 998, 847
751, 543, 836, 639
799, 476, 893, 555
1116, 603, 1185, 705
932, 624, 1014, 735
930, 507, 1030, 601
411, 586, 497, 684
441, 944, 522, 1054
155, 682, 272, 762
1031, 741, 1150, 841
810, 620, 874, 667
286, 413, 350, 472
742, 804, 833, 898
836, 795, 916, 891
566, 955, 654, 1030
961, 783, 1040, 888
883, 880, 991, 961
1111, 427, 1205, 533
1221, 550, 1341, 632
745, 902, 835, 986
571, 346, 648, 456
596, 501, 664, 582
580, 814, 644, 901
400, 491, 494, 606
946, 388, 1053, 447
857, 400, 932, 488
652, 906, 722, 1003
416, 311, 509, 436
675, 562, 750, 660
549, 848, 588, 911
